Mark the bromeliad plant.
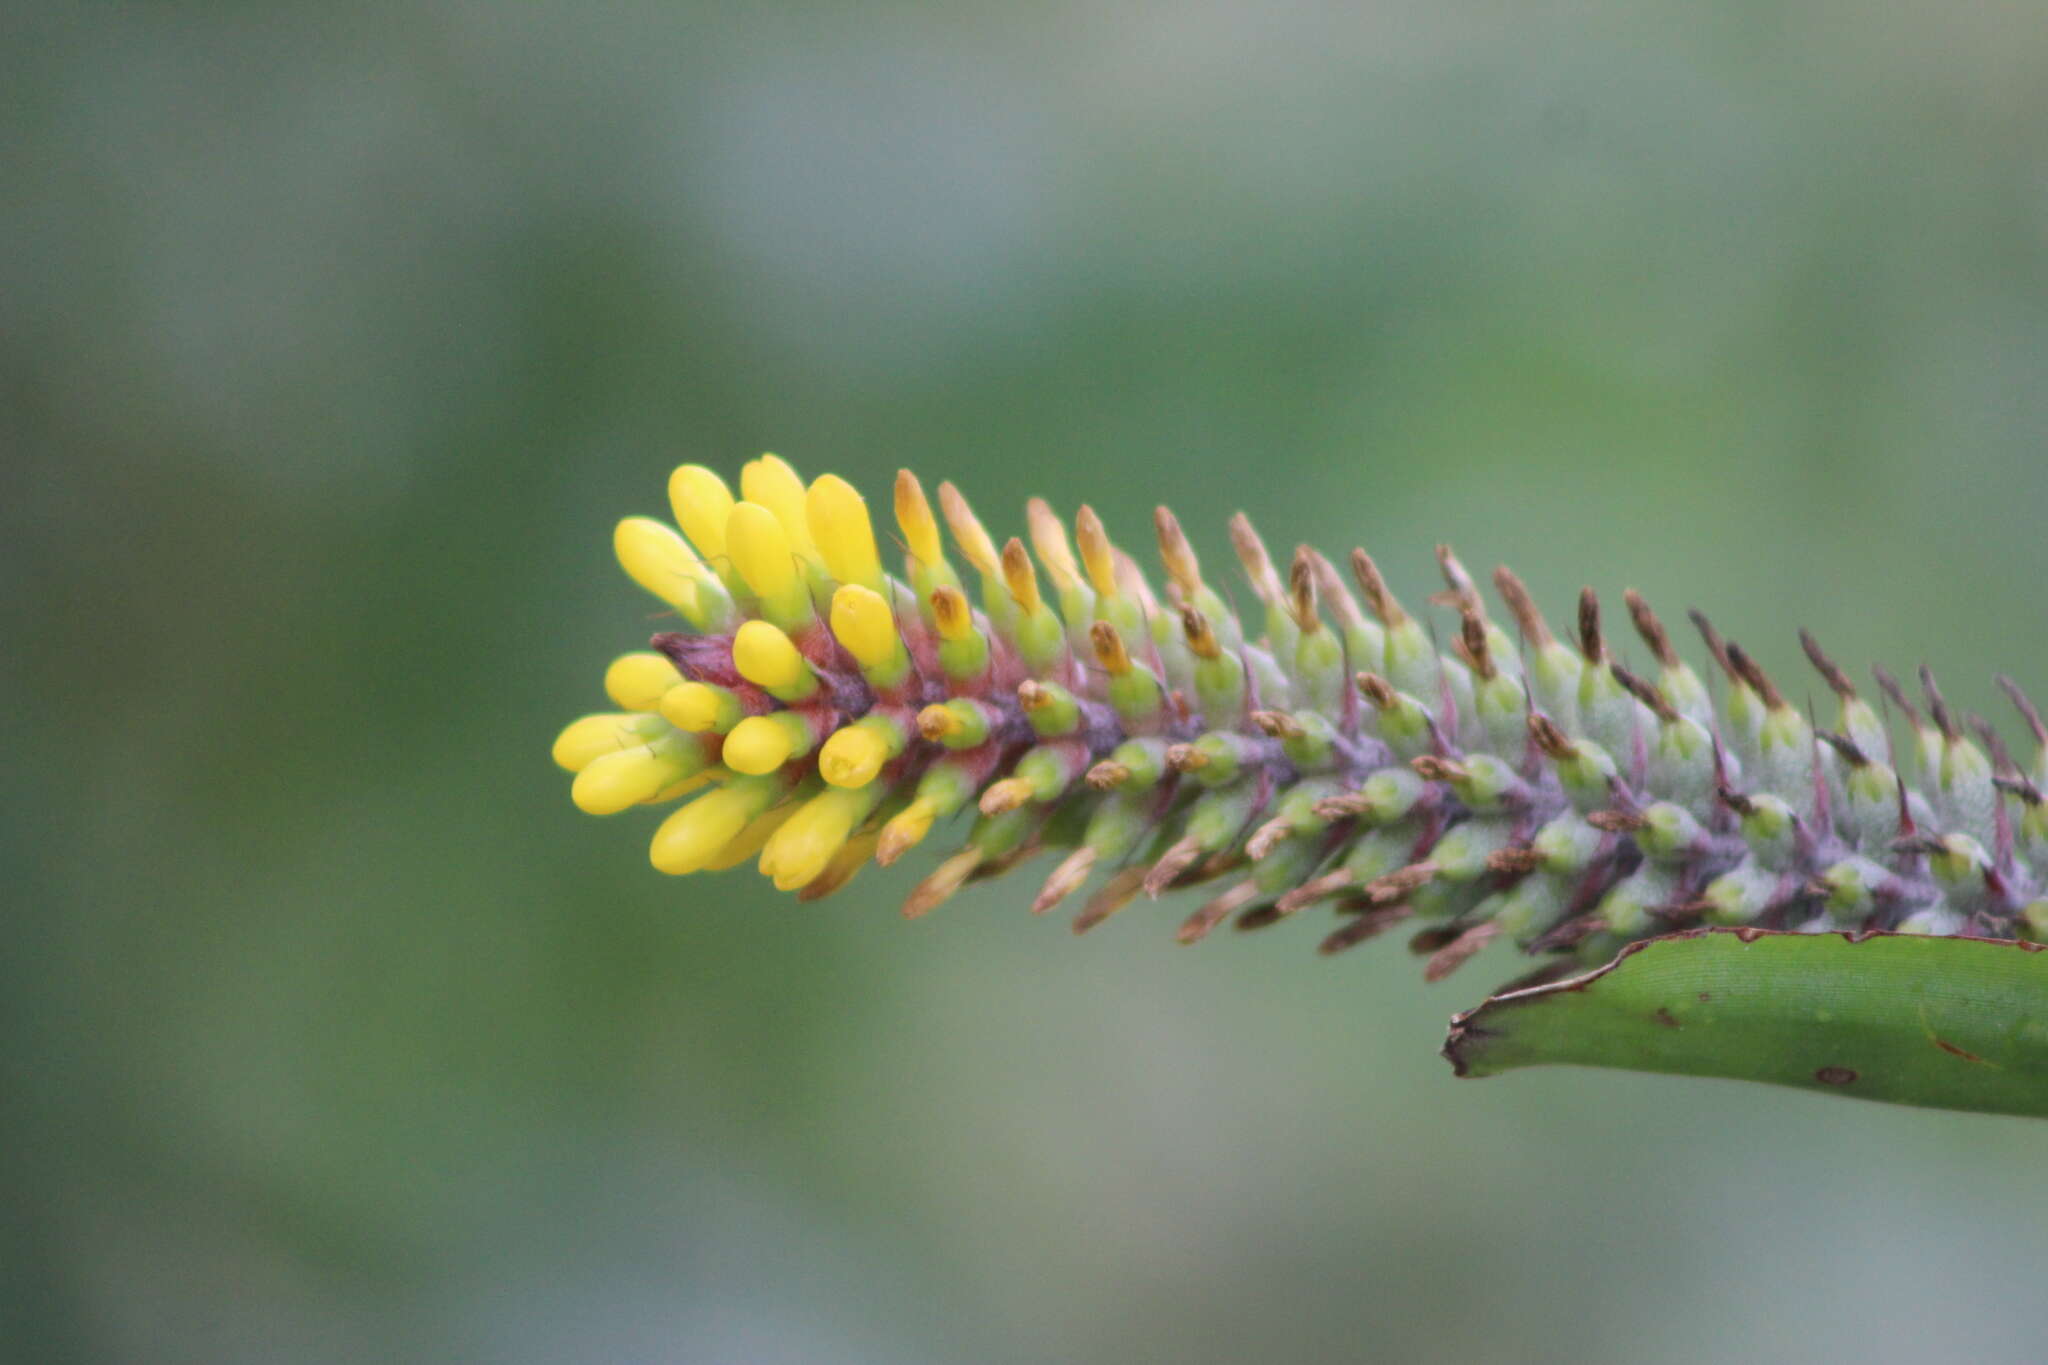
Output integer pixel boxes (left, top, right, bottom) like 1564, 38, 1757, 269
554, 455, 2048, 1117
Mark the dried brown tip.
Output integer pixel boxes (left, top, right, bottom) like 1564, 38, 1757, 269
1435, 544, 1483, 616
1089, 620, 1131, 675
1609, 663, 1677, 723
1817, 730, 1869, 768
1995, 774, 2044, 806
1999, 676, 2048, 748
1246, 817, 1295, 861
1032, 846, 1098, 914
1871, 664, 1926, 730
1154, 506, 1202, 596
1410, 755, 1469, 784
1317, 905, 1412, 956
1716, 784, 1755, 817
1355, 672, 1398, 710
1250, 709, 1304, 740
1456, 610, 1496, 681
1085, 759, 1131, 791
1362, 862, 1437, 906
1232, 904, 1285, 933
1017, 679, 1054, 712
1311, 792, 1374, 822
1484, 845, 1544, 876
978, 777, 1035, 816
1919, 665, 1959, 739
1276, 867, 1355, 914
1492, 566, 1553, 648
1576, 587, 1605, 664
1111, 549, 1158, 614
1180, 605, 1222, 660
1287, 547, 1321, 632
1528, 713, 1577, 760
1142, 834, 1206, 898
1301, 547, 1367, 631
1688, 609, 1738, 683
1165, 742, 1208, 774
1623, 589, 1680, 669
1228, 512, 1285, 605
1072, 865, 1147, 934
1178, 880, 1262, 944
1586, 809, 1648, 834
1422, 921, 1501, 983
1349, 548, 1407, 625
1798, 629, 1858, 702
1971, 715, 2020, 781
1724, 641, 1786, 710
902, 847, 986, 918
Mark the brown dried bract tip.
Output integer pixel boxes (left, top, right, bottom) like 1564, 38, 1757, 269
1528, 713, 1577, 760
916, 705, 956, 742
1871, 664, 1926, 730
1142, 835, 1206, 898
1484, 845, 1544, 876
1287, 547, 1321, 632
1799, 629, 1858, 702
1085, 759, 1130, 791
1032, 846, 1098, 914
1246, 817, 1295, 861
1434, 544, 1483, 616
1724, 641, 1786, 710
1276, 868, 1354, 915
1317, 905, 1412, 956
1228, 513, 1286, 606
1623, 589, 1680, 669
1017, 679, 1055, 712
1178, 880, 1262, 944
1422, 921, 1500, 983
1349, 548, 1407, 625
1362, 862, 1437, 906
1492, 566, 1553, 648
1919, 665, 1959, 739
1089, 620, 1131, 675
1688, 609, 1739, 684
902, 847, 986, 919
1716, 784, 1755, 817
1153, 506, 1202, 597
1457, 610, 1495, 681
1817, 729, 1869, 768
1250, 709, 1304, 740
1355, 672, 1398, 711
1997, 676, 2048, 748
1301, 548, 1367, 631
1411, 755, 1469, 784
1311, 792, 1374, 822
1180, 606, 1222, 660
1072, 866, 1147, 934
1165, 742, 1208, 773
1576, 587, 1605, 664
1610, 663, 1676, 723
1587, 809, 1648, 834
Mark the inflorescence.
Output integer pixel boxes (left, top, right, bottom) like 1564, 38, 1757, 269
554, 456, 2048, 988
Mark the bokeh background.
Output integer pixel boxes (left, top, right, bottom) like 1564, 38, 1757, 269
11, 2, 2048, 1361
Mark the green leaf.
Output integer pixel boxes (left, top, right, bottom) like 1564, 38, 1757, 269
1443, 928, 2048, 1118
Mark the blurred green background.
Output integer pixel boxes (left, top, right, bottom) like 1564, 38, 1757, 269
11, 3, 2048, 1361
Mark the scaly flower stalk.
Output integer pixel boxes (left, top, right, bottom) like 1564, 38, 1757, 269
557, 456, 2048, 1115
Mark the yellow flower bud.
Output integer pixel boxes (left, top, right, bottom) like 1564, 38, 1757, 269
603, 651, 680, 711
806, 474, 884, 590
668, 464, 735, 561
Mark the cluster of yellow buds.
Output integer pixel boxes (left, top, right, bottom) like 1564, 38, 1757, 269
555, 455, 2048, 990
